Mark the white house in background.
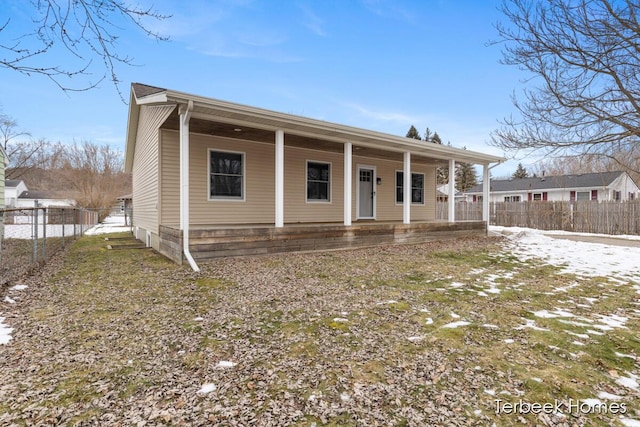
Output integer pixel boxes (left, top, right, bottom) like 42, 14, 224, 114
16, 189, 75, 208
4, 180, 28, 208
465, 171, 639, 203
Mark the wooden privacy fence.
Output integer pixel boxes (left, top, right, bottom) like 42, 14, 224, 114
437, 200, 640, 235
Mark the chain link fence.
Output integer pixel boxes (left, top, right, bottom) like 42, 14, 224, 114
0, 206, 99, 287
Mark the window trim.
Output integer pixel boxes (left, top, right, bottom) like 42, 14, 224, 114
208, 148, 246, 202
395, 170, 425, 205
306, 160, 332, 203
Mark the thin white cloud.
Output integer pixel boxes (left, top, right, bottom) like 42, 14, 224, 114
345, 102, 424, 125
359, 0, 417, 24
299, 4, 327, 37
151, 0, 302, 62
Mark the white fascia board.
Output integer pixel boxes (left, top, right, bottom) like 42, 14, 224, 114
163, 90, 504, 166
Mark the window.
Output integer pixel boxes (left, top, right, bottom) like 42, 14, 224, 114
396, 171, 424, 204
630, 192, 636, 201
504, 196, 521, 202
613, 190, 622, 201
576, 191, 590, 201
210, 150, 244, 199
533, 193, 542, 201
307, 161, 330, 202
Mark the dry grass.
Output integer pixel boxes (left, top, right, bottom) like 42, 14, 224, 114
0, 233, 638, 426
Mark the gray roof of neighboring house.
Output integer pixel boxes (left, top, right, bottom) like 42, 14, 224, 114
467, 171, 625, 193
18, 190, 57, 199
5, 180, 24, 188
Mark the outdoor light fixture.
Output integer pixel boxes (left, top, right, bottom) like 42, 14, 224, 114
377, 177, 382, 185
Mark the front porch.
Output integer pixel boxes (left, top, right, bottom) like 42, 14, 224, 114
159, 220, 487, 262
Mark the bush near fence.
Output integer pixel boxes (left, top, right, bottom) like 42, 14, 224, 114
437, 200, 640, 235
0, 207, 98, 287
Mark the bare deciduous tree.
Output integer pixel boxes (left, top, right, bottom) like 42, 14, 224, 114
491, 0, 640, 172
58, 141, 130, 220
0, 1, 170, 98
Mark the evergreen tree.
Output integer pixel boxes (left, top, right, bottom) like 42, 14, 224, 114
406, 125, 421, 140
455, 162, 477, 192
512, 163, 529, 179
424, 127, 432, 142
432, 132, 442, 144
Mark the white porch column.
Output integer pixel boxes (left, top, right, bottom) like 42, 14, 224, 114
483, 164, 490, 223
275, 129, 284, 228
403, 151, 411, 224
179, 101, 199, 272
448, 159, 456, 222
344, 142, 352, 226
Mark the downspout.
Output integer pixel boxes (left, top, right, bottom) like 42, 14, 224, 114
179, 100, 200, 272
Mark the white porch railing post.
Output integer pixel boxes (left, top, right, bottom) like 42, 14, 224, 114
275, 129, 284, 228
403, 151, 411, 224
344, 142, 352, 226
448, 159, 456, 222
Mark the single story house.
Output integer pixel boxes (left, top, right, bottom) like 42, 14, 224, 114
465, 171, 639, 203
4, 179, 28, 208
16, 190, 75, 208
124, 83, 503, 271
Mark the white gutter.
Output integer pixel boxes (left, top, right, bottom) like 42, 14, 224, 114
179, 100, 200, 272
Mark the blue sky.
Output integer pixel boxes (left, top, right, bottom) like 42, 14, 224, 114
0, 0, 531, 178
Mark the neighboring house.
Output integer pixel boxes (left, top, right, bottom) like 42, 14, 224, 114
0, 145, 6, 209
437, 183, 466, 202
16, 190, 75, 208
465, 171, 639, 203
124, 83, 503, 269
4, 180, 28, 208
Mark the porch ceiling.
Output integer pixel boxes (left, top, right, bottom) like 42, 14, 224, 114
160, 112, 446, 166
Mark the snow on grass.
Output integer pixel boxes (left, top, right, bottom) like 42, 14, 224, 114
532, 308, 575, 319
598, 391, 622, 400
493, 226, 640, 282
85, 215, 132, 236
197, 383, 216, 394
441, 320, 471, 329
0, 316, 14, 345
616, 373, 639, 391
3, 296, 16, 304
514, 319, 549, 331
9, 284, 27, 291
620, 418, 640, 427
216, 361, 237, 368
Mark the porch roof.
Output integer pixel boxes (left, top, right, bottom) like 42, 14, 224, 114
125, 83, 503, 172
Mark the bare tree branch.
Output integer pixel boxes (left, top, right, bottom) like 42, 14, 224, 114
491, 0, 640, 173
0, 1, 170, 100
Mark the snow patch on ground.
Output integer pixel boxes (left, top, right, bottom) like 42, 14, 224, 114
85, 215, 132, 236
492, 226, 640, 282
0, 316, 14, 345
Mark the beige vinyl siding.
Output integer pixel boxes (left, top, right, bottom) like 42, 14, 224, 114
284, 147, 344, 223
160, 129, 180, 225
132, 105, 175, 234
160, 131, 276, 225
352, 156, 436, 222
158, 130, 438, 226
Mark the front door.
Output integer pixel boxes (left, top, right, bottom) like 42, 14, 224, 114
357, 166, 375, 219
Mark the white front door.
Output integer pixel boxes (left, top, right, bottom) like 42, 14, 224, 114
357, 166, 376, 219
